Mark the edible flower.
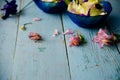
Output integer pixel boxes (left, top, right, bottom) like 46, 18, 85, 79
20, 25, 26, 31
93, 28, 119, 48
53, 29, 59, 37
33, 18, 41, 21
69, 33, 85, 47
1, 0, 17, 19
19, 22, 32, 31
63, 29, 74, 35
29, 32, 42, 41
67, 0, 106, 16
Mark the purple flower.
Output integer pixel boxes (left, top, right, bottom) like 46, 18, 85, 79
83, 0, 88, 2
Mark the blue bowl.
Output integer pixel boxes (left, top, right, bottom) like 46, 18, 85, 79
67, 1, 112, 28
33, 0, 67, 13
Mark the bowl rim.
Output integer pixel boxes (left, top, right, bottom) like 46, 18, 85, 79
67, 1, 112, 17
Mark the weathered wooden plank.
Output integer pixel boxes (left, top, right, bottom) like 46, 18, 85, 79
106, 0, 120, 52
0, 0, 20, 80
62, 6, 120, 80
11, 0, 70, 80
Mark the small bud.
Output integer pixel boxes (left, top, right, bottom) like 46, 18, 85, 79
20, 25, 26, 31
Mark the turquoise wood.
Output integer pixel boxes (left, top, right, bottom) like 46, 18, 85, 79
62, 13, 120, 80
11, 0, 70, 80
0, 0, 120, 80
0, 0, 20, 80
62, 0, 120, 79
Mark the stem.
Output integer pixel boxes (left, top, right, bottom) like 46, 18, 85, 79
24, 22, 32, 26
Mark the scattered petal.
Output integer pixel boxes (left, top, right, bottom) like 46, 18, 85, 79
69, 33, 85, 47
67, 0, 106, 16
29, 32, 42, 41
20, 22, 32, 31
70, 35, 80, 47
93, 28, 116, 48
33, 18, 41, 21
63, 29, 74, 35
20, 25, 26, 31
53, 29, 59, 37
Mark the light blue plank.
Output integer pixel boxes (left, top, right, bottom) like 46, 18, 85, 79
62, 8, 120, 80
0, 0, 20, 80
106, 0, 120, 51
12, 0, 70, 80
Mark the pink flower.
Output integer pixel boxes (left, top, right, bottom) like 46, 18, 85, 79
29, 32, 42, 41
70, 35, 80, 47
69, 33, 85, 47
63, 29, 74, 35
93, 28, 114, 48
33, 18, 41, 21
53, 29, 59, 37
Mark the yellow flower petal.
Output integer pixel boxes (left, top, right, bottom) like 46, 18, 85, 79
20, 26, 26, 31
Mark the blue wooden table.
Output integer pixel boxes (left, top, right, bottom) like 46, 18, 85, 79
0, 0, 120, 80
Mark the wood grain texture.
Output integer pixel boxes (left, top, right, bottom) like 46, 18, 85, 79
11, 0, 70, 80
0, 0, 120, 80
62, 7, 120, 80
106, 0, 120, 52
0, 0, 20, 80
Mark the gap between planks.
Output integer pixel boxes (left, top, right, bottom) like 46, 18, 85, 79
10, 0, 34, 80
60, 14, 72, 80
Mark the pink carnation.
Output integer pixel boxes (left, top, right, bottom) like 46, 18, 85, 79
70, 35, 80, 47
93, 28, 114, 48
29, 32, 42, 41
69, 33, 85, 47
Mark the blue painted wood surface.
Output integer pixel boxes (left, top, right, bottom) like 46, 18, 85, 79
0, 0, 120, 80
62, 0, 120, 80
11, 0, 70, 80
0, 0, 20, 80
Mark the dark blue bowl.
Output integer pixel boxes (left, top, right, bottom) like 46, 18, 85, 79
33, 0, 67, 13
67, 1, 112, 28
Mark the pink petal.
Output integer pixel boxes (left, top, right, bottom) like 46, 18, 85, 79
53, 29, 59, 37
29, 32, 41, 40
69, 35, 80, 47
99, 42, 104, 48
93, 28, 114, 48
33, 18, 41, 21
63, 29, 74, 35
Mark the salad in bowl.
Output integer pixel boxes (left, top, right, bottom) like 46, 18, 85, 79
67, 0, 112, 28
